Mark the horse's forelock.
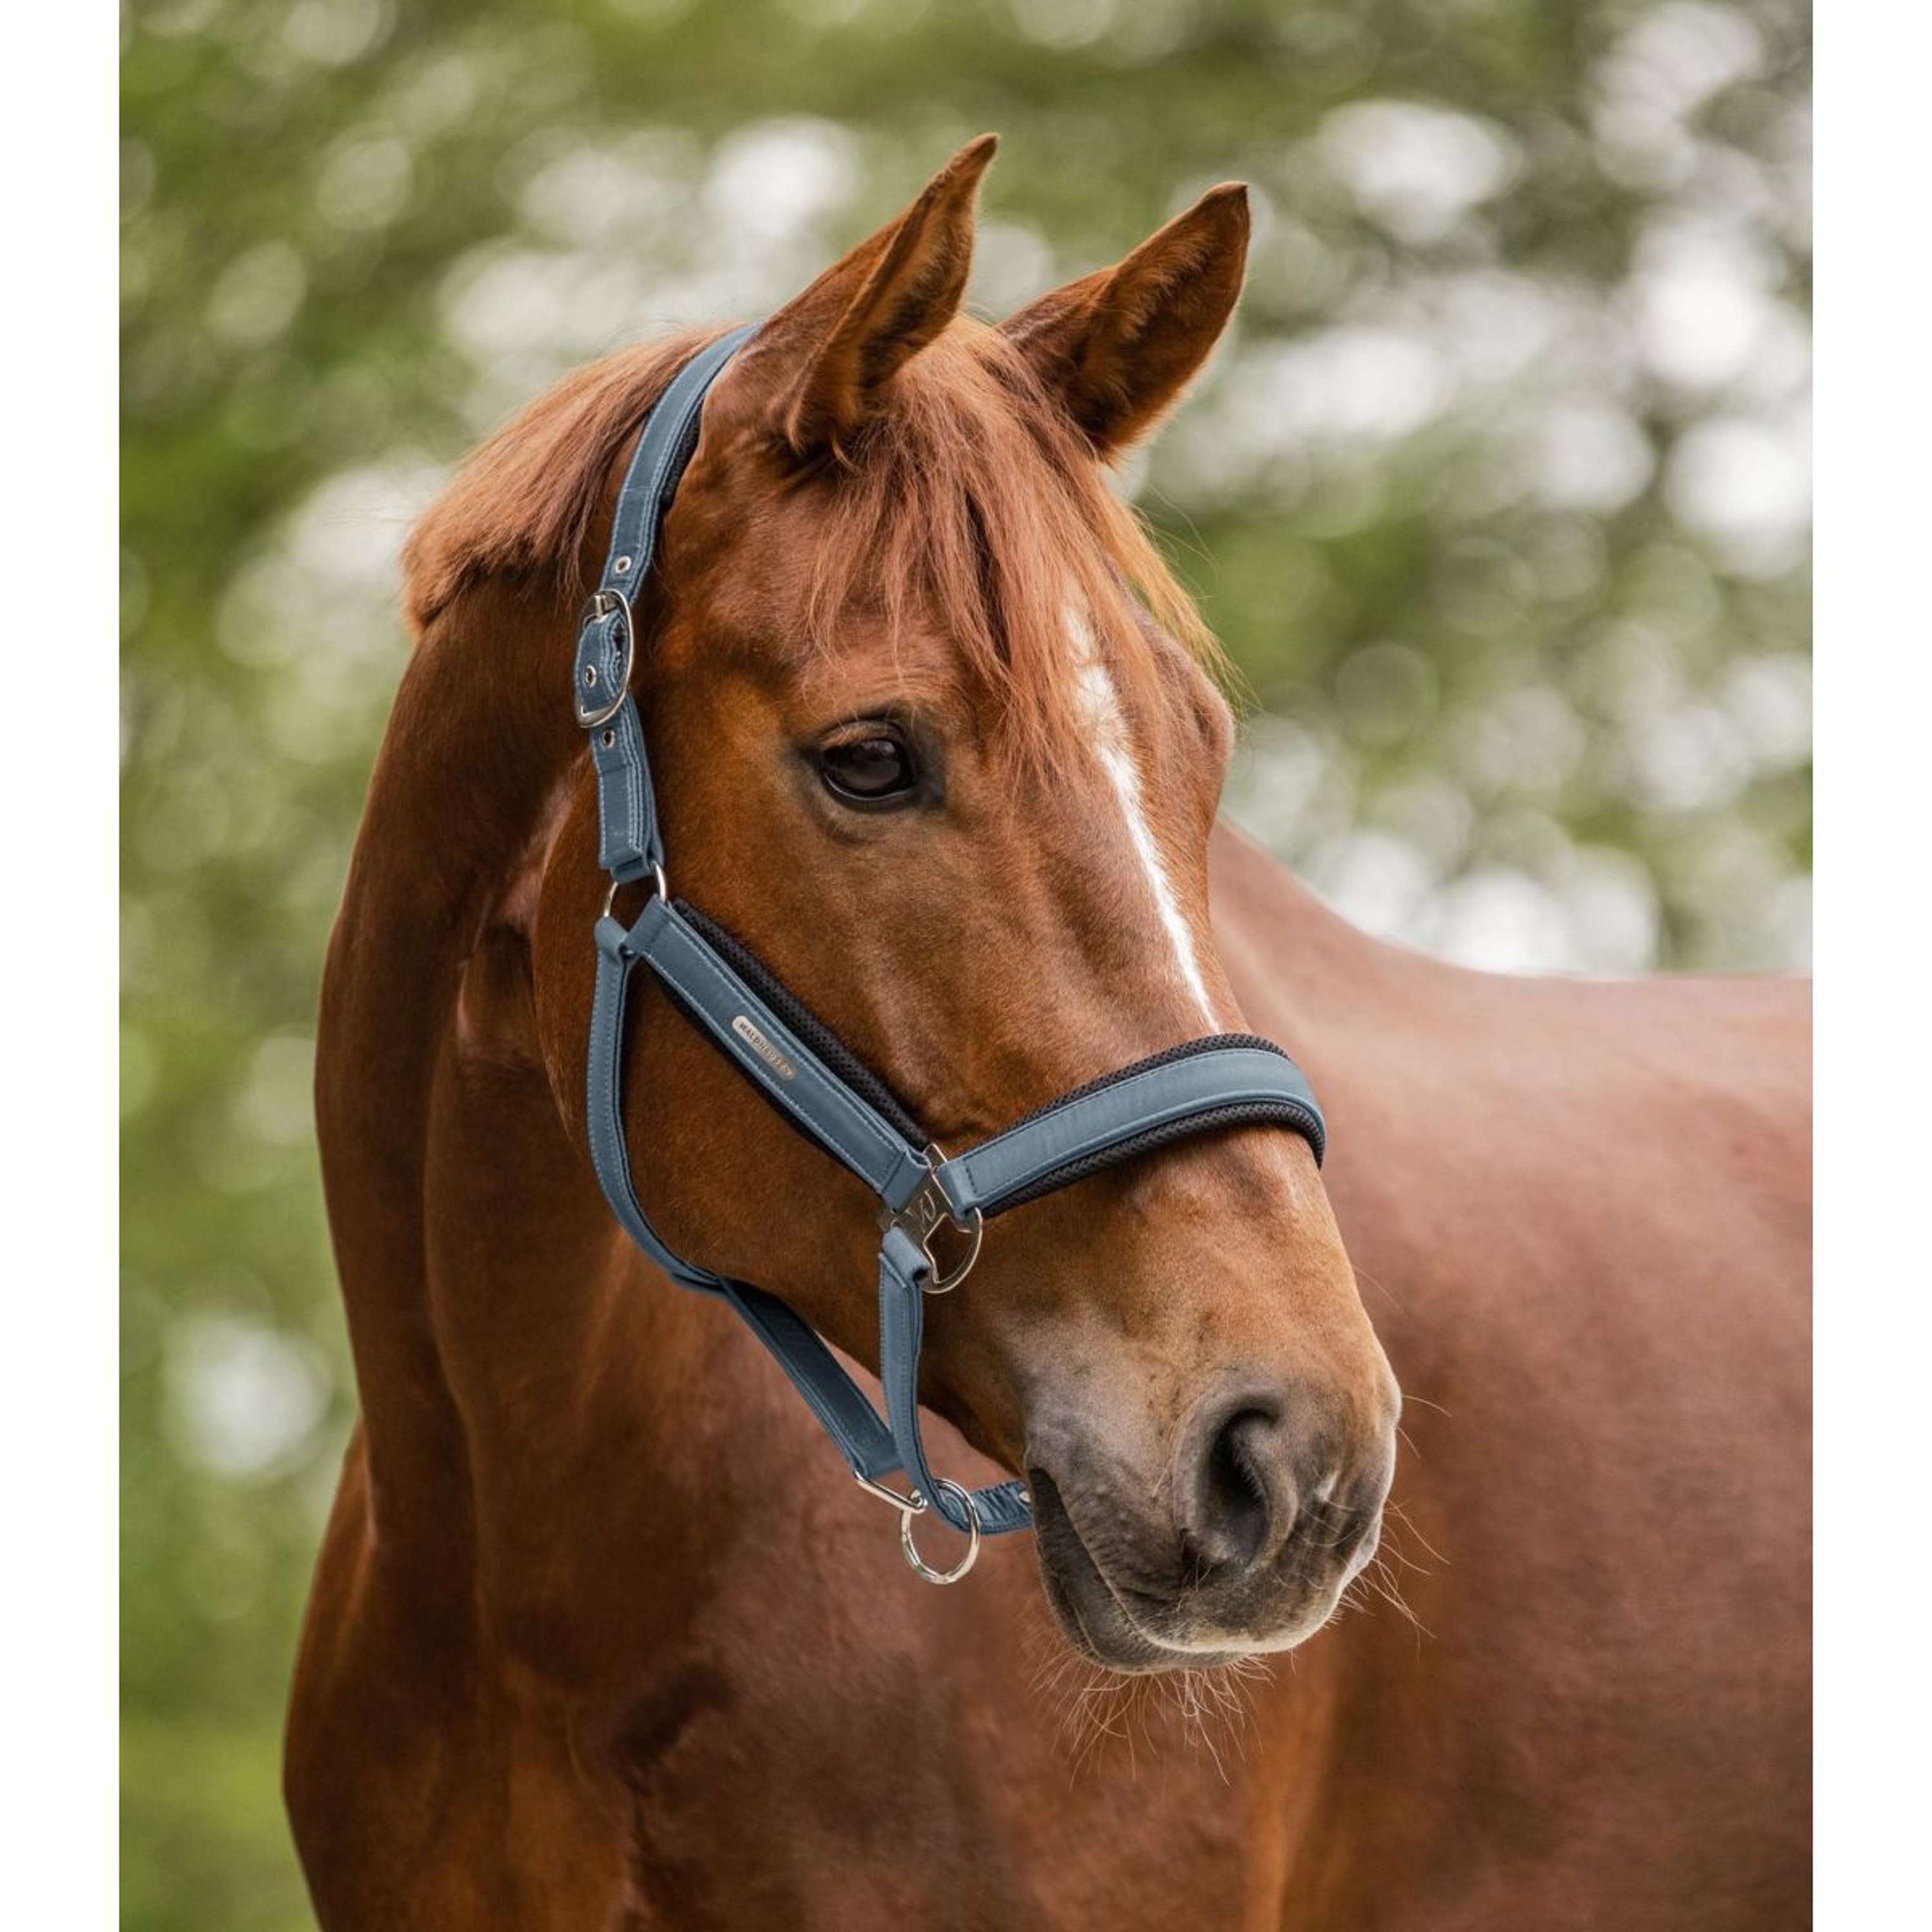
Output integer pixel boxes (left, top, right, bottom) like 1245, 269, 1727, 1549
401, 326, 729, 636
402, 318, 1225, 774
789, 321, 1224, 774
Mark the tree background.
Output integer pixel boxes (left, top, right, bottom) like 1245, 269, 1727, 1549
121, 0, 1809, 1922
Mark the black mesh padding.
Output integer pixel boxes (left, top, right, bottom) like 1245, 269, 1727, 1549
671, 900, 929, 1147
989, 1033, 1298, 1138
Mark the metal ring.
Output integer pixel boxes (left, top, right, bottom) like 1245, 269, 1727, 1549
899, 1478, 981, 1585
601, 864, 669, 921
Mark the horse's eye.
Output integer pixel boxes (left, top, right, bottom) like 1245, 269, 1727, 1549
815, 729, 920, 808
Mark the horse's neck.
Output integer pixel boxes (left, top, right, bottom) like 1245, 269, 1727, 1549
315, 583, 705, 1600
433, 969, 734, 1632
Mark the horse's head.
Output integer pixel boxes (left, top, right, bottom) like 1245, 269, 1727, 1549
522, 139, 1399, 1669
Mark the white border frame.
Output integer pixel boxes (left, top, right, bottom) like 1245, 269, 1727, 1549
1813, 4, 1930, 1926
3, 2, 1912, 1922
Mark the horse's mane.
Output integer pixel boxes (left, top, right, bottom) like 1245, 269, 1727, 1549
403, 318, 1222, 768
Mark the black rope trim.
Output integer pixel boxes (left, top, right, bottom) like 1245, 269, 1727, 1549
983, 1098, 1326, 1218
671, 901, 929, 1146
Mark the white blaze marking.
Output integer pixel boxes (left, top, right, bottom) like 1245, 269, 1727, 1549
1068, 613, 1218, 1027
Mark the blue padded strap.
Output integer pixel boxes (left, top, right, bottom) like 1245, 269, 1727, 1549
588, 918, 727, 1294
591, 907, 1319, 1553
599, 324, 757, 604
626, 895, 932, 1209
879, 1226, 1034, 1536
587, 684, 662, 884
574, 324, 758, 882
723, 1282, 905, 1485
934, 1044, 1325, 1221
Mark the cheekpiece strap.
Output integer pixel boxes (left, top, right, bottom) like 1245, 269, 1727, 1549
574, 324, 757, 882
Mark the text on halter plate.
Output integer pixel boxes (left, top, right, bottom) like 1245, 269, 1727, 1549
730, 1014, 798, 1081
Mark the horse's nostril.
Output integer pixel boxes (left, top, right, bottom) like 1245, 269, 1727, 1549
1186, 1404, 1292, 1575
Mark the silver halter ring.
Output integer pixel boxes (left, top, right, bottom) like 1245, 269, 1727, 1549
898, 1478, 981, 1585
602, 863, 670, 921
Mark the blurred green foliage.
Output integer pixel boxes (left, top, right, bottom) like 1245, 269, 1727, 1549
121, 0, 1808, 1923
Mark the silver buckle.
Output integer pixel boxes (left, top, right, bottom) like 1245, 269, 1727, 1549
575, 588, 635, 729
883, 1157, 984, 1295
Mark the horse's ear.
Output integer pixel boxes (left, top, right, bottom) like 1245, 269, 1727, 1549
739, 135, 997, 460
1001, 184, 1248, 459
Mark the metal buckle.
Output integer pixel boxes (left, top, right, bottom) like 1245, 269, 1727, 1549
853, 1472, 981, 1585
575, 588, 635, 729
854, 1470, 924, 1517
883, 1158, 984, 1295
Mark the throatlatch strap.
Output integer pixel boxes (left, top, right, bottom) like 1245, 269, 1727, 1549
723, 1282, 905, 1486
588, 919, 724, 1295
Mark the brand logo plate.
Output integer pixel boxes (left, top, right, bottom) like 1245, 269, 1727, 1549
730, 1014, 798, 1081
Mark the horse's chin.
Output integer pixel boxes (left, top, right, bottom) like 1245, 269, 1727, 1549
1027, 1466, 1351, 1675
1039, 1565, 1246, 1674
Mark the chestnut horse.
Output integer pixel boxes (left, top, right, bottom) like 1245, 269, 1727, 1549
288, 139, 1809, 1928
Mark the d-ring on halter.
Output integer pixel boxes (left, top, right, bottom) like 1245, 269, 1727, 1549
575, 326, 1329, 1584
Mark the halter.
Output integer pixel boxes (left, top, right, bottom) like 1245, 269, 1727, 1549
576, 326, 1328, 1584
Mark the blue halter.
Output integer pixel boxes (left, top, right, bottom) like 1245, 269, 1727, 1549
575, 326, 1327, 1583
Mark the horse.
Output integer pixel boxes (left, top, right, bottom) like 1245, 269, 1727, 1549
287, 137, 1810, 1929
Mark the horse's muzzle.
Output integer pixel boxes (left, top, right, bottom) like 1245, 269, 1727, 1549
1025, 1386, 1396, 1671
